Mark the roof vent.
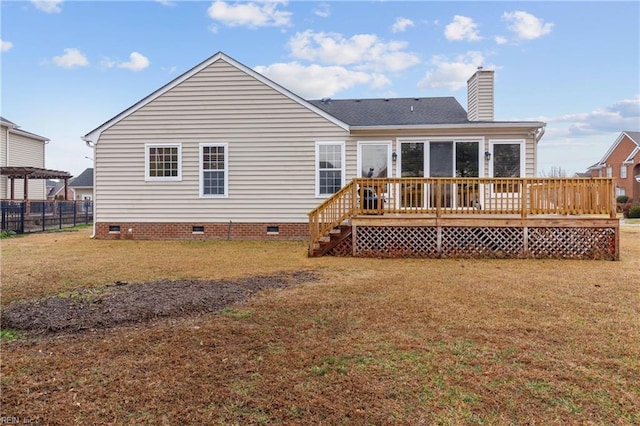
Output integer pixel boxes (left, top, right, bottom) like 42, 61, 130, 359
320, 97, 331, 104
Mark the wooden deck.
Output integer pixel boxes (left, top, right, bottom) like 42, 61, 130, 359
308, 178, 619, 260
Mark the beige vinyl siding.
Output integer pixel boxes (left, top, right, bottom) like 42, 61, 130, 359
95, 59, 349, 223
1, 124, 7, 198
73, 188, 93, 200
467, 70, 494, 121
0, 124, 7, 166
2, 130, 46, 199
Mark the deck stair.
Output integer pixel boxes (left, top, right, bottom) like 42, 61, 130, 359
311, 224, 352, 257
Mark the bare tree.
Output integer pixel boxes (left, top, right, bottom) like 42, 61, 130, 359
539, 166, 568, 177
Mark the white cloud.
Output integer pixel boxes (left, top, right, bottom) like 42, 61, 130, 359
1, 39, 13, 52
100, 52, 150, 72
254, 62, 390, 98
31, 0, 63, 13
118, 52, 150, 72
537, 98, 640, 175
207, 0, 292, 28
546, 96, 640, 136
494, 35, 508, 45
445, 15, 481, 41
417, 51, 488, 90
99, 57, 116, 69
392, 17, 414, 33
503, 11, 553, 41
52, 48, 89, 69
313, 3, 330, 18
155, 0, 175, 6
288, 30, 420, 72
162, 65, 178, 74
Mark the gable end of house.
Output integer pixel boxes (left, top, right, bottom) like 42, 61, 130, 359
82, 52, 350, 145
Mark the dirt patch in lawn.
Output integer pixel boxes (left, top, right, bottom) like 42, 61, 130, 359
0, 270, 319, 336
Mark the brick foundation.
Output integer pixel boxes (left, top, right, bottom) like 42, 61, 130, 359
95, 222, 309, 240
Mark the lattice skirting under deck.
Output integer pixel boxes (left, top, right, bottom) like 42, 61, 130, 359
351, 225, 617, 260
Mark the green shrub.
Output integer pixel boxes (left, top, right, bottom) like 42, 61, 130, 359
627, 204, 640, 219
616, 195, 630, 203
0, 230, 17, 239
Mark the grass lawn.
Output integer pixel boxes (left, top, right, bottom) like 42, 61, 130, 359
1, 226, 639, 424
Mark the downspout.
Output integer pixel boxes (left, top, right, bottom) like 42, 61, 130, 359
534, 125, 546, 177
5, 125, 9, 166
43, 139, 49, 199
83, 136, 97, 238
5, 125, 10, 199
535, 124, 546, 143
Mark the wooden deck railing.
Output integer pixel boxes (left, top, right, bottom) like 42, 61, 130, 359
308, 181, 357, 253
308, 177, 616, 253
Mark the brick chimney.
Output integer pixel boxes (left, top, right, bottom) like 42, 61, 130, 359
467, 67, 494, 121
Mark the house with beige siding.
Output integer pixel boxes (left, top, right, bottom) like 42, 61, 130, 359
69, 167, 94, 201
588, 131, 640, 202
1, 117, 49, 199
83, 51, 546, 241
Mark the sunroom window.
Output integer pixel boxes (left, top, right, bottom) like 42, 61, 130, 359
490, 140, 525, 193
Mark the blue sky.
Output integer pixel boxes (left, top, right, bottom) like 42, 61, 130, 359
1, 0, 639, 177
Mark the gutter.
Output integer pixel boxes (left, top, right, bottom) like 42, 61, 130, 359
349, 121, 546, 132
81, 135, 97, 238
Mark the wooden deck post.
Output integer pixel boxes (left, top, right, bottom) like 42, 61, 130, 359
610, 178, 617, 219
521, 179, 528, 218
23, 174, 28, 200
435, 182, 441, 218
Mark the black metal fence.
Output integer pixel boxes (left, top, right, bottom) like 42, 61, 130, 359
1, 200, 93, 234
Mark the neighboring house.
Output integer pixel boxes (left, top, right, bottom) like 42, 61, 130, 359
83, 51, 545, 240
588, 131, 640, 201
69, 168, 93, 200
1, 116, 49, 199
47, 179, 76, 200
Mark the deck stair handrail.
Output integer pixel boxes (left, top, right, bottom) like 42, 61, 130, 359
308, 177, 616, 254
308, 180, 357, 255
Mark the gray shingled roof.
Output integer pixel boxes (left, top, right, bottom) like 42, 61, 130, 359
308, 97, 469, 126
0, 116, 17, 126
48, 181, 67, 197
625, 131, 640, 146
69, 168, 93, 188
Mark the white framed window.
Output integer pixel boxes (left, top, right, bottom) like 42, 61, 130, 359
316, 141, 345, 197
489, 140, 525, 193
145, 143, 182, 181
616, 187, 626, 197
199, 143, 228, 197
620, 165, 627, 179
606, 166, 612, 177
357, 140, 393, 178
